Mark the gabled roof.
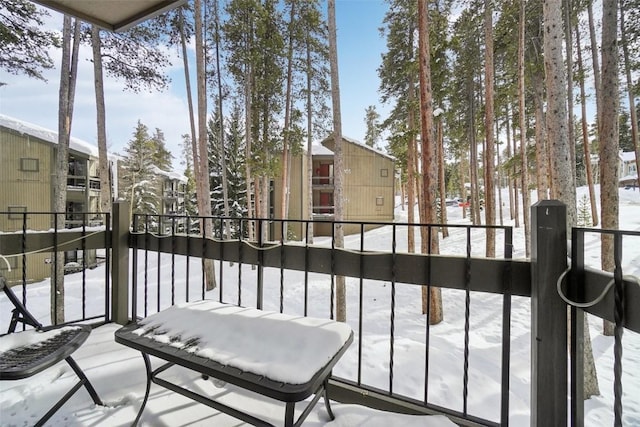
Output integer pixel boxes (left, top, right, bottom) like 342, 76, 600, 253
319, 134, 395, 162
31, 0, 186, 32
0, 113, 99, 157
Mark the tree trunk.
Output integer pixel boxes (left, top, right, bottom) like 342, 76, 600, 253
599, 0, 620, 337
533, 69, 549, 201
587, 2, 602, 132
52, 17, 80, 324
564, 0, 576, 191
418, 0, 442, 324
214, 0, 230, 238
328, 0, 346, 322
280, 3, 295, 233
484, 0, 495, 257
407, 81, 417, 253
575, 23, 599, 226
519, 0, 530, 257
437, 114, 448, 237
305, 33, 314, 244
620, 0, 640, 194
179, 8, 199, 183
505, 104, 516, 223
194, 0, 216, 290
91, 26, 111, 216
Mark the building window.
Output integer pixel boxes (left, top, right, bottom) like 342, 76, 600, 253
376, 196, 384, 206
8, 206, 27, 220
20, 158, 39, 172
380, 168, 388, 177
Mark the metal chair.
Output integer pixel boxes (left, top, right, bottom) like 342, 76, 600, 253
0, 277, 103, 427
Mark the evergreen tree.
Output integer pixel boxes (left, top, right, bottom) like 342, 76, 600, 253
364, 105, 381, 148
0, 0, 60, 84
119, 121, 162, 228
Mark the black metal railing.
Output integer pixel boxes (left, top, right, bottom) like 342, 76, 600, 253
0, 211, 111, 328
563, 227, 640, 427
129, 212, 519, 426
3, 201, 640, 426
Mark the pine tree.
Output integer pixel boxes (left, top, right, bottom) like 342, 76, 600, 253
0, 0, 60, 83
119, 121, 162, 228
577, 195, 592, 227
364, 105, 381, 148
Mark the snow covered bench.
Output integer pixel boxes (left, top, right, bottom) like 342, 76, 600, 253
114, 300, 353, 426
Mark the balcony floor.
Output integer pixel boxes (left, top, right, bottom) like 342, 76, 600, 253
0, 323, 455, 426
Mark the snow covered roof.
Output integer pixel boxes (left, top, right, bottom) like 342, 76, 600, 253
317, 134, 395, 161
311, 143, 334, 156
621, 151, 636, 163
151, 165, 187, 183
0, 114, 99, 158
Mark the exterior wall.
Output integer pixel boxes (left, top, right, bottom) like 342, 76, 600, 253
1, 127, 55, 220
321, 137, 395, 223
1, 125, 100, 282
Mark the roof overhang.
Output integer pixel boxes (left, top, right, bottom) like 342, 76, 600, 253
30, 0, 187, 32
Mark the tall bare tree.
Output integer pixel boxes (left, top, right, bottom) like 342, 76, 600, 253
418, 0, 442, 324
620, 0, 640, 189
91, 25, 110, 215
52, 16, 80, 324
484, 0, 496, 257
518, 0, 530, 256
575, 21, 599, 226
600, 0, 620, 337
195, 0, 216, 290
328, 0, 346, 322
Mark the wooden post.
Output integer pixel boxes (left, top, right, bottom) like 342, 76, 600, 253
530, 200, 567, 426
111, 201, 130, 325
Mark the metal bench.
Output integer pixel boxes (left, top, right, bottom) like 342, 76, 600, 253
0, 277, 103, 427
115, 300, 353, 427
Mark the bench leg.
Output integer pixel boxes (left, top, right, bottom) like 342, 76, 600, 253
132, 352, 153, 427
284, 402, 295, 427
33, 356, 103, 427
66, 356, 103, 405
323, 379, 335, 421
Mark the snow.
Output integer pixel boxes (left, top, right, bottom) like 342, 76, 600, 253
0, 113, 99, 158
0, 326, 80, 353
1, 186, 639, 426
134, 300, 352, 385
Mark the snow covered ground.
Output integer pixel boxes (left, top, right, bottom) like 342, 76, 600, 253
1, 186, 640, 426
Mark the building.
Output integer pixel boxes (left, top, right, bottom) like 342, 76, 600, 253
273, 135, 396, 238
591, 151, 639, 187
1, 114, 105, 281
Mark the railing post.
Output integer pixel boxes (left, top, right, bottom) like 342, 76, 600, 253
530, 200, 567, 427
111, 201, 130, 325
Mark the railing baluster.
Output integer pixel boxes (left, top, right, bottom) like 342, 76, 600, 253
463, 226, 471, 416
358, 223, 364, 386
613, 231, 624, 427
186, 217, 191, 303
219, 218, 224, 302
155, 216, 161, 313
304, 220, 310, 317
389, 224, 397, 395
424, 223, 431, 404
21, 212, 27, 331
500, 227, 513, 426
171, 216, 176, 306
201, 216, 206, 300
104, 212, 111, 323
143, 216, 149, 318
330, 222, 335, 320
238, 219, 243, 307
280, 221, 285, 313
82, 213, 87, 320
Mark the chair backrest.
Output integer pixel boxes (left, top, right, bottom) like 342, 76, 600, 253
1, 277, 42, 332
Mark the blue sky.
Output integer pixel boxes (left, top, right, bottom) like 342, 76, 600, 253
0, 1, 390, 172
